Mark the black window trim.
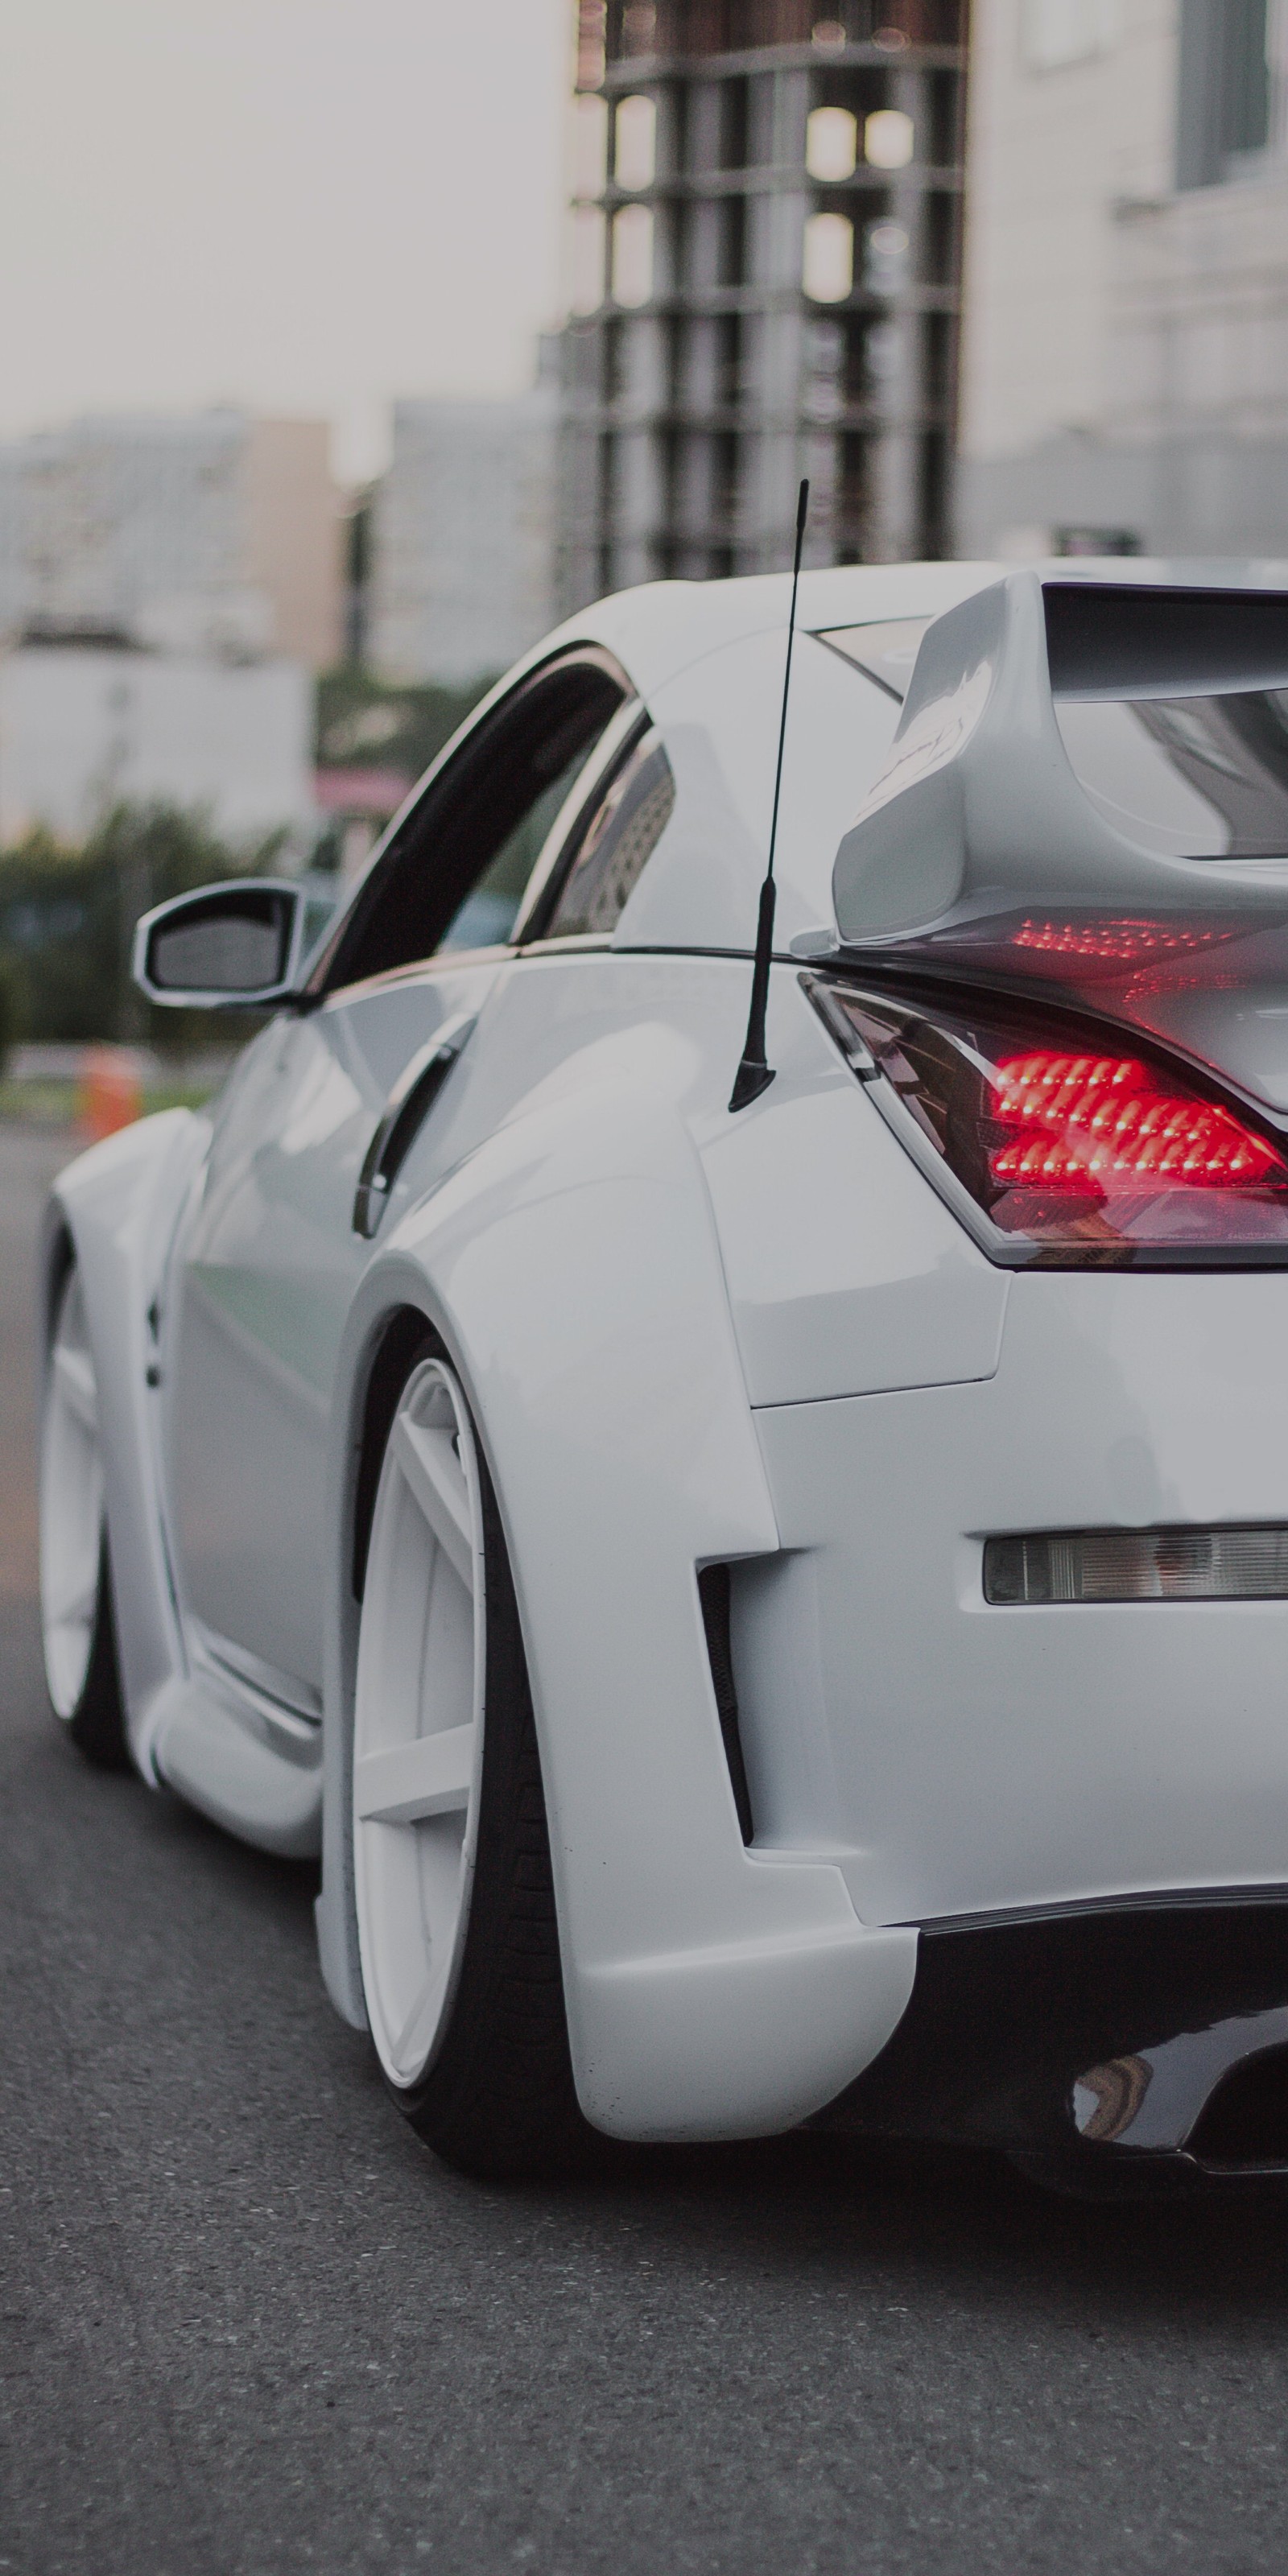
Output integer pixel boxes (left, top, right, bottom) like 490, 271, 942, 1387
518, 716, 678, 948
509, 698, 653, 948
303, 642, 637, 1002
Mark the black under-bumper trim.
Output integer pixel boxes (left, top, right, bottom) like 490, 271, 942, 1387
812, 1892, 1288, 2194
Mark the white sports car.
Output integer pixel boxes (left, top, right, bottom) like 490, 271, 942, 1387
40, 560, 1288, 2194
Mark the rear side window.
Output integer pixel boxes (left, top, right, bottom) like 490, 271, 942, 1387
539, 730, 676, 940
317, 654, 628, 992
440, 729, 610, 951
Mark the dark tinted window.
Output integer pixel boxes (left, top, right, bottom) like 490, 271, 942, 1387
317, 656, 627, 991
539, 729, 676, 939
440, 737, 607, 952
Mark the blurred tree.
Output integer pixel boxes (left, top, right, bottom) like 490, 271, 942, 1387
316, 668, 493, 788
0, 803, 286, 1055
0, 961, 14, 1079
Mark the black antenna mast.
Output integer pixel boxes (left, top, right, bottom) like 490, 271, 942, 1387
729, 477, 809, 1113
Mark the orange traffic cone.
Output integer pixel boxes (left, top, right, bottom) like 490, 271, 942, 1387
79, 1045, 144, 1141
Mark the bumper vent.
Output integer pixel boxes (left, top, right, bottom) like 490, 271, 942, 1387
697, 1564, 754, 1845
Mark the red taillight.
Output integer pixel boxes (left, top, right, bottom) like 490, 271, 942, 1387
1010, 918, 1226, 964
990, 1053, 1282, 1195
807, 977, 1288, 1261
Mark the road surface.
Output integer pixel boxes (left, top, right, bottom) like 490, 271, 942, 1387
2, 1121, 1287, 2574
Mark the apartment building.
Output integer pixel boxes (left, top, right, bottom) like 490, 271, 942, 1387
956, 0, 1288, 557
0, 411, 343, 669
368, 389, 559, 685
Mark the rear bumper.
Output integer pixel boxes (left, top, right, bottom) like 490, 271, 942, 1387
744, 1268, 1288, 1928
733, 1265, 1288, 2175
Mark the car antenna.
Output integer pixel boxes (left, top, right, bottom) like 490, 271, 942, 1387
729, 477, 809, 1113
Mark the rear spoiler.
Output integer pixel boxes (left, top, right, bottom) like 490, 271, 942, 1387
832, 572, 1288, 947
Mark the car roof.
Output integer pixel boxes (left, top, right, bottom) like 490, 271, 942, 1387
544, 563, 1001, 701
335, 555, 1288, 980
527, 555, 1288, 705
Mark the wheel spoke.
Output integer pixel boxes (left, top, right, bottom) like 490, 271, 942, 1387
47, 1568, 99, 1629
391, 1980, 442, 2072
391, 1414, 473, 1588
354, 1359, 486, 2090
354, 1723, 475, 1824
53, 1342, 98, 1436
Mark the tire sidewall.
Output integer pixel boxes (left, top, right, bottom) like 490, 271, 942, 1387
357, 1329, 587, 2175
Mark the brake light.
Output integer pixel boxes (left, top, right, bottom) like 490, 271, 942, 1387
807, 976, 1288, 1261
1010, 919, 1225, 964
990, 1054, 1280, 1194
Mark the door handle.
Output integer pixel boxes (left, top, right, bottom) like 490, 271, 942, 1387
352, 1012, 477, 1239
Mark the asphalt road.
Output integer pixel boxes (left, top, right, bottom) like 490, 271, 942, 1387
5, 1122, 1288, 2576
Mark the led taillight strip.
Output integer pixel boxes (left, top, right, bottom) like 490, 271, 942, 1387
991, 1053, 1285, 1192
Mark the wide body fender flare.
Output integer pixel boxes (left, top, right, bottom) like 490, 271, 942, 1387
319, 1076, 916, 2140
41, 1109, 210, 1778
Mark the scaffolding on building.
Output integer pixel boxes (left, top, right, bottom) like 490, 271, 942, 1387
557, 0, 968, 612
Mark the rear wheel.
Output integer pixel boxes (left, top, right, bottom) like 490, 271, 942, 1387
353, 1344, 591, 2178
39, 1265, 129, 1769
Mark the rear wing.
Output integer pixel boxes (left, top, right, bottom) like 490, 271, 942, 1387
832, 572, 1288, 947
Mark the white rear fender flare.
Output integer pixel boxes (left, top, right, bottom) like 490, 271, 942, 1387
319, 1080, 917, 2138
43, 1109, 211, 1776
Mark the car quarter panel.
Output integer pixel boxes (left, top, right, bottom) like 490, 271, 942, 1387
696, 976, 1009, 1404
380, 956, 1010, 1411
612, 629, 902, 953
318, 993, 919, 2140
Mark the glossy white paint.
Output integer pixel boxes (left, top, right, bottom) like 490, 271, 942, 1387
572, 559, 1002, 712
43, 1103, 326, 1848
148, 1671, 321, 1857
165, 961, 503, 1690
320, 1038, 919, 2134
47, 559, 1288, 2149
697, 979, 1009, 1405
614, 629, 902, 953
752, 1267, 1288, 1927
42, 1109, 208, 1779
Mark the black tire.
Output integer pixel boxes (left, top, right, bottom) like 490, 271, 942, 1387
62, 1534, 130, 1771
374, 1344, 598, 2182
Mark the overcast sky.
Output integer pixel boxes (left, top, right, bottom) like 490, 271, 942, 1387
0, 0, 569, 484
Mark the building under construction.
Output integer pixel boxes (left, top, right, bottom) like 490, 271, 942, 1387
557, 0, 968, 611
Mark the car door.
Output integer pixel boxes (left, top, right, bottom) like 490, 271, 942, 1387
163, 650, 634, 1699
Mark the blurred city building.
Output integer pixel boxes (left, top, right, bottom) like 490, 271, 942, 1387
0, 640, 316, 845
957, 0, 1288, 559
556, 0, 968, 607
0, 411, 343, 669
368, 374, 559, 683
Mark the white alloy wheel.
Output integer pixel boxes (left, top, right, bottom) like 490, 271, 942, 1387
353, 1356, 487, 2090
39, 1268, 107, 1721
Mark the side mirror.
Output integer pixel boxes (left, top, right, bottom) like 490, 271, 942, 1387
131, 878, 321, 1010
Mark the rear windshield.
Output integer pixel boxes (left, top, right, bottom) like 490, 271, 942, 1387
1055, 688, 1288, 861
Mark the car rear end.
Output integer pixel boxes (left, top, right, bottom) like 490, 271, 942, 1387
709, 572, 1288, 2190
